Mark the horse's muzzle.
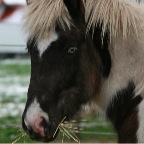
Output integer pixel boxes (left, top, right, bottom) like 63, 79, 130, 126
22, 116, 59, 142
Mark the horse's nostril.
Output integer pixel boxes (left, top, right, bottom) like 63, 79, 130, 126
41, 117, 48, 128
24, 116, 48, 137
27, 126, 33, 134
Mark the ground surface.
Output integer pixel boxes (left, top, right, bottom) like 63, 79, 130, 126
0, 59, 116, 143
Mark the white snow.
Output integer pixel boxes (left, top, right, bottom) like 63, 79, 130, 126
0, 103, 25, 117
0, 59, 30, 118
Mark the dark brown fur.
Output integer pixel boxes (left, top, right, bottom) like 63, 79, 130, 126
107, 82, 142, 143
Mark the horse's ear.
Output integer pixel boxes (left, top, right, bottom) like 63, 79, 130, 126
26, 0, 31, 5
63, 0, 83, 21
26, 0, 28, 5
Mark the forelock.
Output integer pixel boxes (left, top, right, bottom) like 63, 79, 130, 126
23, 0, 72, 40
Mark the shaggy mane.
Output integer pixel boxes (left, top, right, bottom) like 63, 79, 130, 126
23, 0, 71, 40
85, 0, 143, 38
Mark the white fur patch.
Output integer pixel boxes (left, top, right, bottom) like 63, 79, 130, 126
37, 32, 58, 57
24, 98, 49, 127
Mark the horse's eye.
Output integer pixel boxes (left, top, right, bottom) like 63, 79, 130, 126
68, 47, 77, 54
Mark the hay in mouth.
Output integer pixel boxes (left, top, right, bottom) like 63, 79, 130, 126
53, 117, 81, 143
12, 117, 83, 143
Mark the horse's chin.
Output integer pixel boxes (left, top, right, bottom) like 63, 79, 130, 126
42, 129, 59, 142
30, 128, 59, 142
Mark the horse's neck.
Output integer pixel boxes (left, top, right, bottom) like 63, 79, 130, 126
87, 1, 144, 142
90, 22, 144, 143
92, 14, 144, 100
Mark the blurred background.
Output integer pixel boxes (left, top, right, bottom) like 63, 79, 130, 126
0, 0, 116, 143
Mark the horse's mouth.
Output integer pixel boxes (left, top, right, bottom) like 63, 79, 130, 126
28, 124, 59, 142
29, 128, 59, 142
22, 116, 60, 142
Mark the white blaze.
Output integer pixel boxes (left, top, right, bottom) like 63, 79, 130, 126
37, 32, 58, 57
25, 98, 49, 127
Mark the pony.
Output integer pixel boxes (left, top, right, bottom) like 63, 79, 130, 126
22, 0, 144, 142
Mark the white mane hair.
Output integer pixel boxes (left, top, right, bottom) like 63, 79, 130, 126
23, 0, 144, 40
23, 0, 71, 40
85, 0, 144, 39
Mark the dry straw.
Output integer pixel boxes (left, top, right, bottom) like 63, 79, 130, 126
53, 117, 81, 143
12, 118, 82, 143
12, 126, 27, 144
12, 132, 27, 144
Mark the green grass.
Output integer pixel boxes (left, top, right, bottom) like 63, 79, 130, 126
0, 61, 31, 76
0, 59, 116, 143
78, 115, 116, 142
0, 115, 116, 143
0, 116, 34, 143
0, 59, 32, 143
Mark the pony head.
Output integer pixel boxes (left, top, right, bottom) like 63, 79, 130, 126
22, 0, 101, 142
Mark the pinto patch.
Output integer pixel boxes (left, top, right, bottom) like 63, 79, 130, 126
24, 98, 49, 128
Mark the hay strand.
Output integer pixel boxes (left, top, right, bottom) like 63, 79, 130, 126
53, 116, 80, 143
12, 131, 27, 144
